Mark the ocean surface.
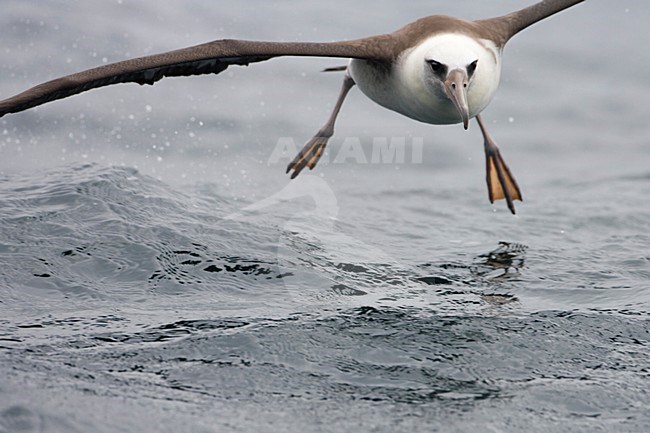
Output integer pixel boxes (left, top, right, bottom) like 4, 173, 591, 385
1, 1, 649, 432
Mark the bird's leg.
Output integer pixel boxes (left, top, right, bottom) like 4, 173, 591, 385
286, 73, 355, 178
476, 114, 522, 214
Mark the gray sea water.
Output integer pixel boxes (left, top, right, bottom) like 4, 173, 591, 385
1, 1, 649, 432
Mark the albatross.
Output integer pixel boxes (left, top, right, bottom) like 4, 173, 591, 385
0, 0, 585, 214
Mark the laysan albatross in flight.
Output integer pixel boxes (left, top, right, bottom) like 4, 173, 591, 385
0, 0, 585, 214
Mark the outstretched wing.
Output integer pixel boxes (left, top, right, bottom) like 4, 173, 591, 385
477, 0, 585, 47
0, 37, 394, 117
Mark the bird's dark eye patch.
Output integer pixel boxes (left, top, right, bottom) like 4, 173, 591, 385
426, 59, 447, 77
467, 60, 478, 77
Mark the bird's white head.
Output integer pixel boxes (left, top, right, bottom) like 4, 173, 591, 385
399, 33, 501, 127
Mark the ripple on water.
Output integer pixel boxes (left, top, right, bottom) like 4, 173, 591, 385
0, 163, 649, 432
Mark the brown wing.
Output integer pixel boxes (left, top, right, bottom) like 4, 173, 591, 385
476, 0, 585, 47
0, 37, 395, 117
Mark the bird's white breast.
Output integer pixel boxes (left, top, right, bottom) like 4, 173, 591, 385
349, 33, 501, 125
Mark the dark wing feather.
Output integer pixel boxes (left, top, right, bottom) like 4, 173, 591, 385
0, 37, 395, 117
476, 0, 585, 47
